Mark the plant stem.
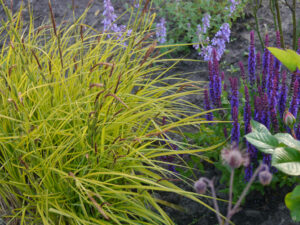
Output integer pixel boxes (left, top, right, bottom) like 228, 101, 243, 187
269, 0, 278, 31
284, 0, 297, 50
224, 169, 234, 225
274, 0, 285, 48
253, 0, 264, 49
207, 178, 223, 225
227, 164, 263, 221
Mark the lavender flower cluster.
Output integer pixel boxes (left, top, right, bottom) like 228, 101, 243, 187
204, 31, 300, 182
194, 0, 239, 61
102, 0, 129, 38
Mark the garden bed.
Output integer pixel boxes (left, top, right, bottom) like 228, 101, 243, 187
0, 0, 299, 224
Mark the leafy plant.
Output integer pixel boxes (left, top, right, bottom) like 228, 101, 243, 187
150, 0, 249, 55
245, 120, 300, 222
0, 1, 222, 224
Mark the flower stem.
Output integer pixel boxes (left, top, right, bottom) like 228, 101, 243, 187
227, 164, 263, 221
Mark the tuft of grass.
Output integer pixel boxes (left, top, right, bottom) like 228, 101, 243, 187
0, 1, 224, 224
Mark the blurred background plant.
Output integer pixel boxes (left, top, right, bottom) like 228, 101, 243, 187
139, 0, 249, 57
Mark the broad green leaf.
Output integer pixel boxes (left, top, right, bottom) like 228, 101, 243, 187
245, 132, 278, 154
268, 47, 300, 72
272, 147, 300, 176
250, 120, 271, 135
285, 185, 300, 222
274, 133, 300, 151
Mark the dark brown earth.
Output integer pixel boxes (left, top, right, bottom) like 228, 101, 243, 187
0, 0, 299, 225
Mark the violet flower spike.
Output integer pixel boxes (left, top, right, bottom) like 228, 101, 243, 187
262, 34, 269, 91
289, 79, 299, 118
238, 61, 246, 84
231, 106, 240, 144
278, 70, 287, 119
204, 89, 213, 122
248, 31, 256, 87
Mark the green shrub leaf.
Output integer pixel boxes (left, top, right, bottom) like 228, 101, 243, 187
274, 133, 300, 151
272, 147, 300, 176
285, 185, 300, 222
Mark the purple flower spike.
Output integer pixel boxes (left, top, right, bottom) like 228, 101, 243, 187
231, 106, 240, 144
267, 54, 274, 98
254, 96, 263, 122
256, 51, 261, 86
278, 70, 287, 119
262, 93, 270, 129
208, 61, 215, 106
248, 31, 256, 87
289, 79, 299, 118
297, 37, 300, 54
239, 61, 246, 84
244, 163, 253, 182
244, 85, 251, 135
296, 122, 300, 140
204, 89, 213, 121
230, 77, 239, 144
262, 34, 269, 91
270, 77, 279, 133
156, 18, 167, 44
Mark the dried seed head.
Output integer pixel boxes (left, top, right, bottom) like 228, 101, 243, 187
221, 144, 250, 169
259, 170, 272, 186
194, 178, 207, 194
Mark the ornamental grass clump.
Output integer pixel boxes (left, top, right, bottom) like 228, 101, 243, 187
0, 1, 221, 224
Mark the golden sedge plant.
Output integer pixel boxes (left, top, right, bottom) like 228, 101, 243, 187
0, 1, 225, 224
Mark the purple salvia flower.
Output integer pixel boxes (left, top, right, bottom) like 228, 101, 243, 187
256, 51, 261, 86
202, 14, 211, 33
230, 77, 239, 112
156, 18, 167, 44
289, 79, 299, 118
245, 163, 253, 182
296, 122, 300, 140
239, 61, 246, 84
263, 154, 272, 167
262, 93, 270, 129
278, 70, 287, 119
244, 85, 251, 135
231, 106, 240, 144
297, 37, 300, 54
262, 34, 269, 91
221, 71, 225, 81
267, 54, 274, 97
248, 31, 256, 87
270, 77, 279, 133
230, 77, 239, 144
204, 89, 213, 121
208, 60, 215, 106
254, 96, 263, 122
212, 49, 222, 107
